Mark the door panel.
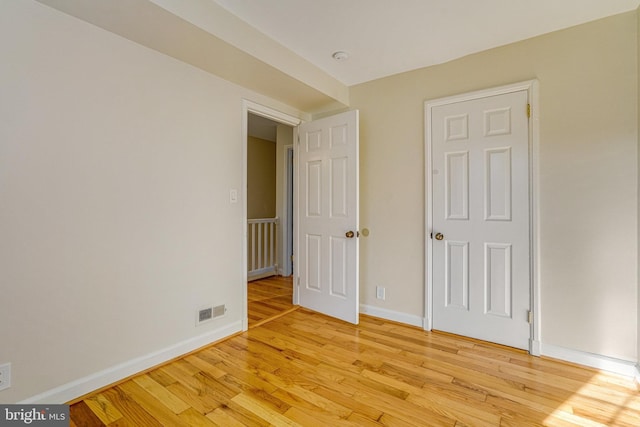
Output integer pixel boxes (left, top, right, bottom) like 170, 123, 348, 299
445, 151, 469, 220
485, 148, 512, 221
431, 90, 530, 349
306, 234, 321, 290
485, 242, 512, 317
445, 240, 469, 310
297, 110, 359, 324
306, 161, 322, 216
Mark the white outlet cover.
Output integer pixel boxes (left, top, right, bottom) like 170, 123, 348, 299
0, 363, 11, 391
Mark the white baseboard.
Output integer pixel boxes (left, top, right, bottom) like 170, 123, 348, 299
541, 343, 637, 377
358, 309, 635, 379
20, 321, 242, 404
360, 304, 423, 328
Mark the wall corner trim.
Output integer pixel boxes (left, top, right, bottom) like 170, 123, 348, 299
19, 321, 242, 404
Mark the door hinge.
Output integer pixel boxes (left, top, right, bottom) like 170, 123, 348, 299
526, 103, 531, 118
296, 277, 300, 287
527, 310, 533, 324
297, 135, 300, 145
290, 254, 294, 262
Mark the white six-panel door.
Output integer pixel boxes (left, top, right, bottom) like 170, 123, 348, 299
430, 90, 530, 349
297, 110, 359, 324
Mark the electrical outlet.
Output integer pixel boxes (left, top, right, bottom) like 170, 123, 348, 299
376, 286, 386, 300
0, 363, 11, 391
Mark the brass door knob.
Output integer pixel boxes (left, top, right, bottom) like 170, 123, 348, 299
345, 231, 355, 238
434, 233, 444, 241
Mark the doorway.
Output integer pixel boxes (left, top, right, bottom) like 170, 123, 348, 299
242, 101, 301, 331
242, 102, 361, 328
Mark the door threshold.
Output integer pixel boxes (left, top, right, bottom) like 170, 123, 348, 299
249, 305, 300, 329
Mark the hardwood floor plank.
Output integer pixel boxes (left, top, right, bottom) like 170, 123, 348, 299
204, 407, 248, 427
311, 384, 383, 422
177, 407, 218, 426
283, 406, 357, 426
83, 393, 123, 425
70, 400, 106, 427
349, 384, 456, 426
215, 401, 271, 427
117, 381, 190, 426
183, 354, 227, 379
231, 392, 301, 426
101, 387, 163, 427
272, 384, 352, 418
405, 389, 501, 427
146, 368, 178, 388
132, 374, 191, 414
164, 381, 222, 415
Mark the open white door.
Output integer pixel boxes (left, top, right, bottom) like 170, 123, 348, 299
296, 110, 359, 324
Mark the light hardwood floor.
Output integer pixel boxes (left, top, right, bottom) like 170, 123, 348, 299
247, 275, 295, 328
70, 308, 640, 426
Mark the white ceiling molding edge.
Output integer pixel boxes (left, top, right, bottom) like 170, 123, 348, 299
149, 0, 348, 106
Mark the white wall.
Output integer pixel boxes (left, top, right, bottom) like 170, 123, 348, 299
351, 12, 638, 362
0, 1, 302, 403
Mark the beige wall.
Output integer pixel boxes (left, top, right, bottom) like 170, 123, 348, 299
351, 12, 638, 361
0, 1, 303, 402
247, 136, 276, 219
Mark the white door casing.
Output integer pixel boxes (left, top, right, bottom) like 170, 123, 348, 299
425, 82, 539, 351
242, 100, 302, 331
297, 110, 359, 324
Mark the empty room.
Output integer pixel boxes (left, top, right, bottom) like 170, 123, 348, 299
1, 1, 640, 425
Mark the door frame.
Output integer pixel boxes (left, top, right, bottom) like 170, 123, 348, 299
282, 146, 294, 277
241, 100, 302, 331
424, 80, 541, 354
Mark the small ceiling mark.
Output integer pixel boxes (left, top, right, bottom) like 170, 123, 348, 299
332, 51, 349, 61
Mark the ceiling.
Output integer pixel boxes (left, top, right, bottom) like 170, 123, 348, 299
213, 0, 640, 86
248, 114, 278, 142
36, 0, 640, 112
